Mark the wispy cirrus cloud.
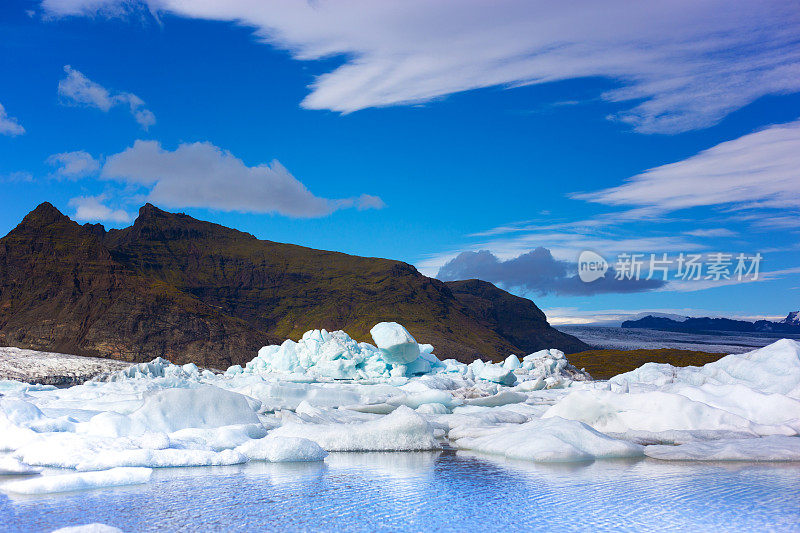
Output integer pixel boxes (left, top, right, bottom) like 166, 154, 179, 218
41, 0, 800, 133
423, 120, 800, 287
684, 228, 738, 238
58, 65, 156, 129
0, 102, 25, 136
574, 118, 800, 210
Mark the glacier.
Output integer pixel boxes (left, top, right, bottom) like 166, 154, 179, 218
1, 321, 799, 495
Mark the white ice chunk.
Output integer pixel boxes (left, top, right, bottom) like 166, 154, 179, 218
644, 436, 800, 461
476, 363, 517, 386
81, 385, 261, 437
52, 524, 123, 533
0, 455, 42, 475
610, 339, 800, 399
370, 322, 421, 364
1, 398, 47, 428
503, 354, 521, 370
235, 436, 327, 462
464, 390, 527, 407
1, 467, 151, 494
76, 448, 248, 471
543, 389, 796, 437
271, 405, 440, 451
453, 416, 643, 462
245, 327, 429, 380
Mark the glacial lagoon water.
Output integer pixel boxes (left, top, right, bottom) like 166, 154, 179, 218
2, 451, 799, 532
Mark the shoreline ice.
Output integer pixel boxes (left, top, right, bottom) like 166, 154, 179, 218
1, 321, 799, 495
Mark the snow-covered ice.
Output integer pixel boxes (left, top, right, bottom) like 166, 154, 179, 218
51, 525, 123, 533
0, 347, 130, 386
271, 406, 441, 451
0, 326, 798, 495
1, 467, 152, 494
609, 338, 800, 399
0, 455, 42, 475
453, 416, 644, 462
645, 435, 800, 461
235, 436, 328, 462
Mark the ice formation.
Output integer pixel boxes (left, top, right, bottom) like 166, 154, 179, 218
0, 326, 799, 496
644, 435, 800, 461
52, 525, 123, 533
1, 467, 152, 494
453, 417, 644, 462
271, 406, 440, 451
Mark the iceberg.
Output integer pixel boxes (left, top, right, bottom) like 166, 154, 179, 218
609, 338, 800, 399
52, 525, 123, 533
644, 435, 800, 461
0, 467, 152, 494
453, 416, 643, 462
543, 389, 796, 438
271, 406, 441, 451
370, 322, 421, 364
235, 436, 328, 462
0, 325, 797, 483
0, 455, 42, 475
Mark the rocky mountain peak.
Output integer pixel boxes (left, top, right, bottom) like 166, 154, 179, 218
782, 311, 800, 325
16, 202, 69, 230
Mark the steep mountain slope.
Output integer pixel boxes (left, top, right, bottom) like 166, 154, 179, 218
0, 203, 272, 368
0, 203, 587, 366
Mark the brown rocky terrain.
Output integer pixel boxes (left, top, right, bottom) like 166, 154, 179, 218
0, 202, 587, 368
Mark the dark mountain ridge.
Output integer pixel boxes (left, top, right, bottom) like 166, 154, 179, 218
0, 202, 587, 368
622, 313, 800, 334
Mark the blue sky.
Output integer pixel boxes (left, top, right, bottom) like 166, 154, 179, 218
1, 0, 800, 324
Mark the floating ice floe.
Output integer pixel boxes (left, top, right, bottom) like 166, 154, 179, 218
271, 406, 441, 452
644, 435, 800, 461
235, 435, 328, 462
0, 455, 42, 475
1, 467, 152, 494
51, 525, 123, 533
453, 416, 644, 462
0, 327, 798, 492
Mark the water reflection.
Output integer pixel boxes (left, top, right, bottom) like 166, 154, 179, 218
1, 452, 799, 532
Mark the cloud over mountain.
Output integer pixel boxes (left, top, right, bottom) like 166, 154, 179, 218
437, 248, 665, 296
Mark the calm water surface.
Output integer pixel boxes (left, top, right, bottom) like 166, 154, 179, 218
2, 451, 799, 532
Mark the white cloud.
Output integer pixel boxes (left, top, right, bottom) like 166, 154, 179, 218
58, 65, 156, 129
100, 140, 384, 218
0, 102, 25, 136
41, 0, 800, 133
416, 231, 704, 277
684, 228, 738, 238
1, 171, 34, 183
46, 150, 101, 178
68, 194, 133, 224
575, 119, 800, 210
661, 266, 800, 293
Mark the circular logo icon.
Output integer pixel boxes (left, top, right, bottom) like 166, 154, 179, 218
578, 250, 608, 282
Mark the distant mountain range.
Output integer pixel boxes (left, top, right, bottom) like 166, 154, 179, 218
622, 313, 800, 334
0, 203, 587, 368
